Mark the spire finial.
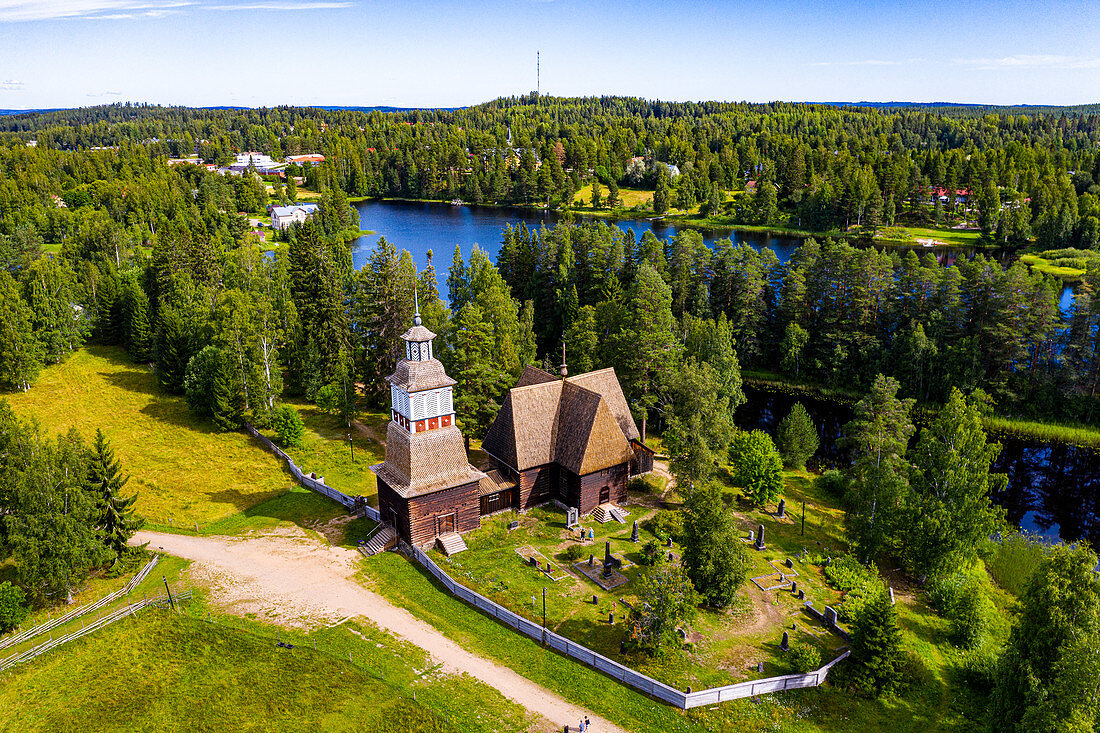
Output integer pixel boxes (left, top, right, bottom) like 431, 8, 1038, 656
559, 339, 567, 379
413, 284, 422, 327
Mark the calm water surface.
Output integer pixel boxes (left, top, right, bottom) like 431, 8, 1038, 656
351, 200, 1074, 309
351, 200, 1088, 543
736, 386, 1100, 546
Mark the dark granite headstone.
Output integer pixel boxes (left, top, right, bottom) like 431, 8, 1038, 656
824, 606, 838, 627
631, 520, 639, 543
785, 557, 794, 569
754, 523, 766, 551
781, 631, 789, 651
777, 499, 786, 518
508, 521, 519, 530
798, 589, 806, 600
791, 581, 798, 595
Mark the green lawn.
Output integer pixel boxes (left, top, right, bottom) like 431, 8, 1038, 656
0, 595, 536, 732
259, 401, 388, 504
2, 346, 291, 531
880, 226, 983, 248
361, 467, 992, 732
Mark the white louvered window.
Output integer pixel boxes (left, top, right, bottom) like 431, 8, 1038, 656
426, 391, 439, 417
441, 389, 453, 414
399, 390, 410, 418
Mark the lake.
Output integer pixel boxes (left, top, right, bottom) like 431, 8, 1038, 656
736, 385, 1100, 547
350, 199, 1089, 543
351, 199, 1075, 310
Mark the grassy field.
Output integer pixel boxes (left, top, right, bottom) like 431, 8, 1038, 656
362, 466, 993, 732
259, 401, 388, 503
574, 184, 654, 210
425, 472, 848, 693
880, 226, 983, 248
2, 347, 291, 531
0, 593, 537, 732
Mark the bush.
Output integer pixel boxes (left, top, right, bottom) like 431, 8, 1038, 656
788, 641, 822, 673
270, 404, 305, 448
987, 531, 1050, 596
0, 582, 28, 634
640, 539, 663, 566
563, 544, 586, 563
957, 646, 998, 693
816, 469, 846, 499
646, 509, 683, 542
927, 569, 994, 649
823, 555, 885, 622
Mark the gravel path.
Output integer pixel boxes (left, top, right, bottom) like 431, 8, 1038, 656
133, 529, 629, 733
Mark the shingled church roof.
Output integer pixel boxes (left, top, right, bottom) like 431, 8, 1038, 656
481, 366, 640, 475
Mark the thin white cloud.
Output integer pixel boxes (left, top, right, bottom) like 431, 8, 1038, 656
0, 1, 191, 22
809, 59, 903, 67
954, 54, 1100, 71
0, 79, 25, 90
207, 1, 351, 9
86, 90, 123, 97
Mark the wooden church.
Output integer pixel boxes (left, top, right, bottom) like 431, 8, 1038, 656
371, 307, 653, 549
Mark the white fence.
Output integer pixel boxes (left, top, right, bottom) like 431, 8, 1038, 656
243, 422, 380, 523
405, 543, 848, 709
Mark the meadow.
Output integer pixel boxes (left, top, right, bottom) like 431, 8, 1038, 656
0, 583, 536, 733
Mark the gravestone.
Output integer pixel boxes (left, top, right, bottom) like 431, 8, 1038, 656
677, 627, 687, 640
592, 594, 598, 604
757, 661, 764, 673
779, 573, 786, 583
602, 541, 614, 578
754, 524, 766, 551
546, 561, 552, 573
588, 555, 594, 566
781, 631, 790, 651
785, 557, 794, 569
529, 556, 538, 566
668, 552, 674, 562
798, 589, 805, 600
566, 507, 579, 528
608, 612, 614, 624
791, 581, 798, 595
508, 520, 519, 530
666, 536, 673, 548
631, 520, 639, 543
824, 606, 838, 627
889, 586, 896, 605
777, 499, 786, 518
748, 530, 755, 542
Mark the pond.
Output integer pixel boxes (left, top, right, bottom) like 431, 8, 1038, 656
735, 385, 1100, 547
351, 199, 1074, 310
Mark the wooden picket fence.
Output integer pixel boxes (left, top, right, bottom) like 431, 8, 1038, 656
403, 542, 849, 709
243, 421, 381, 523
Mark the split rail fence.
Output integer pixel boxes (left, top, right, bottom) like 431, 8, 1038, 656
404, 542, 849, 709
0, 557, 195, 673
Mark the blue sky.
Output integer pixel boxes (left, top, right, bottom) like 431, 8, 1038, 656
1, 0, 1099, 109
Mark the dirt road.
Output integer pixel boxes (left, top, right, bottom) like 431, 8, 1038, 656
133, 529, 629, 733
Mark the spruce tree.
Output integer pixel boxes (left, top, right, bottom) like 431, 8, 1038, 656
0, 269, 41, 391
849, 589, 903, 697
122, 279, 152, 363
210, 354, 244, 431
776, 402, 819, 470
85, 429, 143, 558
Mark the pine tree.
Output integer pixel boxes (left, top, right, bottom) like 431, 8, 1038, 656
85, 429, 143, 558
842, 375, 915, 563
849, 589, 903, 697
121, 278, 152, 363
0, 269, 41, 391
653, 176, 670, 215
899, 388, 1006, 581
450, 303, 502, 449
776, 402, 819, 470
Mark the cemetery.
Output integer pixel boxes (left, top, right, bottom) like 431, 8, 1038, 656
424, 470, 854, 692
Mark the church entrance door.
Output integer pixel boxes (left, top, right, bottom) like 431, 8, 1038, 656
437, 513, 455, 535
599, 486, 610, 505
